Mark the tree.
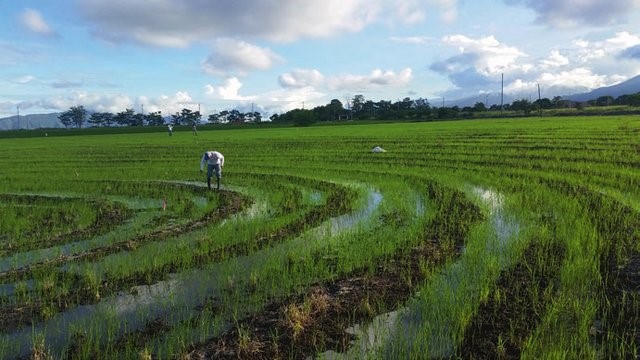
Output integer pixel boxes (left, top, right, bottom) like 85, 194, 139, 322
352, 94, 365, 117
208, 113, 221, 124
595, 96, 614, 107
228, 110, 243, 123
58, 106, 87, 128
511, 99, 532, 114
291, 109, 315, 126
172, 108, 202, 125
58, 112, 73, 128
131, 113, 145, 126
88, 112, 114, 127
114, 109, 135, 126
328, 99, 343, 120
145, 111, 164, 126
533, 98, 552, 109
472, 102, 487, 112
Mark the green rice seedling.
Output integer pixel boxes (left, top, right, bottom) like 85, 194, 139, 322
0, 115, 637, 358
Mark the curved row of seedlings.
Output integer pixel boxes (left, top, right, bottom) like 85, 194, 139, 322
178, 182, 483, 359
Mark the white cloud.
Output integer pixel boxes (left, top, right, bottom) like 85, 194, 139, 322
19, 8, 57, 37
540, 50, 569, 69
204, 77, 325, 114
389, 35, 435, 44
278, 69, 325, 88
32, 91, 133, 114
137, 91, 201, 115
204, 77, 256, 101
8, 91, 210, 118
327, 68, 413, 90
14, 75, 36, 84
437, 35, 528, 75
538, 68, 608, 89
431, 32, 640, 100
202, 39, 282, 76
279, 68, 413, 92
505, 0, 640, 28
504, 68, 609, 97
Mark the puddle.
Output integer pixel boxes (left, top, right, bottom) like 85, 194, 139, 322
320, 189, 382, 236
0, 187, 384, 358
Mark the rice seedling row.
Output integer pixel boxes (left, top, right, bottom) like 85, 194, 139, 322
0, 115, 637, 358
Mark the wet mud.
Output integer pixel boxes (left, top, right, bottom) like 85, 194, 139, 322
456, 241, 565, 359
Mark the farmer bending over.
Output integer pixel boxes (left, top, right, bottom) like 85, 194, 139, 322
200, 150, 224, 190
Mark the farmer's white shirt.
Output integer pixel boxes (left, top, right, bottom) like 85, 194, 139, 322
200, 151, 224, 170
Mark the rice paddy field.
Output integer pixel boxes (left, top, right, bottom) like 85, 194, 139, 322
0, 115, 638, 359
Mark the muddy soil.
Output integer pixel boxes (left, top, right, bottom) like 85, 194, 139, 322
186, 240, 454, 360
455, 242, 565, 359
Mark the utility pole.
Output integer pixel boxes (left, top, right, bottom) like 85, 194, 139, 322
500, 73, 504, 117
537, 83, 542, 117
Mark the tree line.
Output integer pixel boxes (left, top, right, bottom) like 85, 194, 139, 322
58, 92, 640, 128
271, 92, 640, 125
58, 107, 204, 128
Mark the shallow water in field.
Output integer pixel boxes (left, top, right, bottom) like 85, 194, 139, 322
315, 186, 521, 359
0, 184, 221, 277
0, 187, 383, 358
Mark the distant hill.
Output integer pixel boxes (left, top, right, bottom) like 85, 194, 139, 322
0, 113, 62, 130
564, 74, 640, 102
450, 74, 640, 107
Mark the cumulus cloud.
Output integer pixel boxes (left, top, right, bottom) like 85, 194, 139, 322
202, 39, 282, 76
278, 69, 325, 88
204, 77, 256, 101
19, 8, 57, 37
433, 31, 640, 102
569, 31, 640, 65
7, 91, 209, 118
136, 91, 201, 115
430, 35, 529, 90
328, 68, 413, 90
540, 50, 569, 69
504, 0, 640, 28
203, 77, 325, 114
28, 91, 133, 114
78, 0, 380, 47
279, 68, 412, 92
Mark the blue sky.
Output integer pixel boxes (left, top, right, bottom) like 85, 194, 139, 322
1, 0, 640, 119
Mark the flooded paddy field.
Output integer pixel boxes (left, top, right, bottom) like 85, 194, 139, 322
0, 115, 638, 359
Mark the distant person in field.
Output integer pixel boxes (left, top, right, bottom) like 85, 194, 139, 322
167, 124, 173, 136
192, 123, 198, 135
200, 150, 224, 190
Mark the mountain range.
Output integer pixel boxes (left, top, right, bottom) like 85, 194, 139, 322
2, 74, 639, 130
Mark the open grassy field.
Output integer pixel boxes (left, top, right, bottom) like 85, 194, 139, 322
0, 115, 638, 359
